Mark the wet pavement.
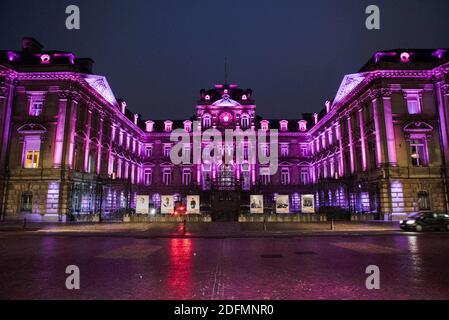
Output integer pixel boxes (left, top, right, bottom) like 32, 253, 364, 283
0, 231, 449, 300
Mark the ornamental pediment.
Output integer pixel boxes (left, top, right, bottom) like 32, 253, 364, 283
403, 121, 433, 133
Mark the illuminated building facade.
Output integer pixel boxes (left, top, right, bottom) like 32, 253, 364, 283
1, 38, 449, 221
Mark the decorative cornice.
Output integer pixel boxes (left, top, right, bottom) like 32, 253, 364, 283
368, 88, 392, 101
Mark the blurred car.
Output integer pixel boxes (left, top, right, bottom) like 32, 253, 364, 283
173, 202, 187, 215
400, 212, 449, 232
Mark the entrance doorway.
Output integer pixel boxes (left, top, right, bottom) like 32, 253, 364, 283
211, 190, 240, 221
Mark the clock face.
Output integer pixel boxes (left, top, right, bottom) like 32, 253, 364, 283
220, 112, 233, 126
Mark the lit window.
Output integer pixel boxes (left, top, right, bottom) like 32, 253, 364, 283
281, 168, 290, 185
280, 144, 289, 157
280, 120, 288, 132
260, 167, 271, 185
162, 168, 172, 185
203, 114, 211, 128
164, 121, 173, 132
261, 120, 269, 131
23, 137, 41, 168
163, 145, 171, 157
404, 91, 422, 115
28, 92, 45, 116
298, 120, 307, 132
145, 120, 154, 132
300, 168, 309, 185
25, 150, 40, 168
241, 114, 250, 128
410, 138, 428, 166
144, 169, 152, 185
184, 120, 192, 132
182, 169, 192, 185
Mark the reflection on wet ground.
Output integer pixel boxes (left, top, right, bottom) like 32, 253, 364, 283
0, 233, 448, 299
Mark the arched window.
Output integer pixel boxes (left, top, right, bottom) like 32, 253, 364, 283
203, 114, 211, 128
241, 114, 250, 129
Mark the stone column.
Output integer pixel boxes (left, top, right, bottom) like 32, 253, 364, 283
336, 121, 344, 177
371, 90, 389, 166
53, 93, 68, 168
96, 115, 103, 174
84, 105, 93, 172
346, 115, 355, 174
66, 95, 78, 169
382, 92, 397, 165
358, 107, 367, 171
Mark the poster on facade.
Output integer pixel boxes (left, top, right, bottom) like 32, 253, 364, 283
136, 195, 149, 214
161, 195, 174, 214
187, 195, 200, 214
276, 195, 290, 213
301, 194, 315, 213
250, 195, 264, 214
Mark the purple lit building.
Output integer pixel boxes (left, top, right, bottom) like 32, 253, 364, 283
1, 38, 449, 221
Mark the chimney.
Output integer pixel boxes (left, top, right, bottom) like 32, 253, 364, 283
22, 37, 43, 52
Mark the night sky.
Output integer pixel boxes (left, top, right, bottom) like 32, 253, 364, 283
1, 0, 449, 120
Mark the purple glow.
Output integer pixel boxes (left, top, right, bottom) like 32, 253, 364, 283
400, 52, 410, 63
433, 49, 446, 59
40, 54, 51, 64
374, 51, 397, 63
7, 51, 18, 61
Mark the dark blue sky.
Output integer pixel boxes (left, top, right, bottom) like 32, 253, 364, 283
1, 0, 449, 119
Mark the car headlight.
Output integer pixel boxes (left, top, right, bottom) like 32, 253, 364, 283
399, 220, 404, 224
406, 220, 416, 225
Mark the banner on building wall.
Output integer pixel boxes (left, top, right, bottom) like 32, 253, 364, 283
276, 195, 290, 214
187, 195, 200, 214
250, 195, 264, 214
136, 195, 149, 214
161, 195, 174, 214
301, 194, 315, 213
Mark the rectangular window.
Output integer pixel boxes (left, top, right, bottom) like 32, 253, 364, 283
300, 169, 309, 185
281, 168, 290, 185
145, 145, 153, 157
29, 100, 43, 116
410, 139, 428, 166
25, 150, 40, 168
144, 169, 152, 186
182, 169, 191, 186
300, 147, 308, 157
163, 145, 171, 157
162, 168, 172, 185
418, 191, 430, 210
405, 92, 422, 115
261, 144, 269, 157
260, 167, 271, 185
23, 137, 41, 168
280, 144, 289, 157
21, 192, 33, 212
